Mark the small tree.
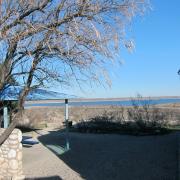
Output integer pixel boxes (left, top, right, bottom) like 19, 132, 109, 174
0, 0, 149, 143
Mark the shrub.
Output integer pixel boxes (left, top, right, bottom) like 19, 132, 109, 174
72, 95, 171, 135
127, 95, 170, 131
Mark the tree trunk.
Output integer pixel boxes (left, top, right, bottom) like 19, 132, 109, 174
0, 60, 36, 145
18, 90, 28, 111
0, 90, 25, 145
0, 118, 18, 145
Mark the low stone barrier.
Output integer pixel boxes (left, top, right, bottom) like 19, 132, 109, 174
0, 128, 24, 180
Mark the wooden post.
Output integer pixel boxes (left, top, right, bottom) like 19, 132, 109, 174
3, 106, 9, 128
65, 99, 69, 150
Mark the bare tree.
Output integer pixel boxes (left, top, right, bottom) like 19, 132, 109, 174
0, 0, 149, 144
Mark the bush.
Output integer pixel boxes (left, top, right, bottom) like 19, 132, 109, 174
73, 112, 121, 133
72, 96, 171, 135
127, 95, 170, 131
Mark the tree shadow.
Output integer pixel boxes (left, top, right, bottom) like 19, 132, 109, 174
22, 144, 33, 148
38, 128, 179, 180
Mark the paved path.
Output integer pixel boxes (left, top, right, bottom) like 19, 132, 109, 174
23, 130, 178, 180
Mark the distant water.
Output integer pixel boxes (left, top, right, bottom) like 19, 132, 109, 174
25, 98, 180, 107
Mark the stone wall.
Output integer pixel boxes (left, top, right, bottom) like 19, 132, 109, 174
0, 128, 24, 180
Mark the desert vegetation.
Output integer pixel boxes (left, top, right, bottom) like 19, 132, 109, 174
71, 97, 178, 135
18, 97, 180, 135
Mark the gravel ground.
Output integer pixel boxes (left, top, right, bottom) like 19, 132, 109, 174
23, 130, 178, 180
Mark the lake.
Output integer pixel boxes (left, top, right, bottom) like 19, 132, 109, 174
25, 98, 180, 107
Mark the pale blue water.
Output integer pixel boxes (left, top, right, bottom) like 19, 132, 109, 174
25, 98, 180, 107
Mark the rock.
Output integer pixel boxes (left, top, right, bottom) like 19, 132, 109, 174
11, 129, 22, 142
2, 162, 8, 169
8, 169, 19, 175
18, 143, 22, 150
17, 151, 22, 161
0, 128, 24, 178
0, 175, 5, 180
9, 145, 19, 149
1, 150, 8, 155
1, 145, 8, 150
3, 154, 8, 158
8, 149, 16, 159
12, 175, 25, 180
17, 131, 22, 143
8, 140, 18, 145
12, 129, 19, 134
9, 134, 18, 140
0, 156, 4, 163
9, 159, 18, 170
3, 140, 9, 145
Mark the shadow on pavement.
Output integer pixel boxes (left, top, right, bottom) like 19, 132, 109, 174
38, 129, 178, 180
25, 175, 62, 179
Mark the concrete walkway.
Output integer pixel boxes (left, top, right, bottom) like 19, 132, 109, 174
23, 130, 178, 180
23, 136, 82, 179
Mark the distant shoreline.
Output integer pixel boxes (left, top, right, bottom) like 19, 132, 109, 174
25, 96, 180, 104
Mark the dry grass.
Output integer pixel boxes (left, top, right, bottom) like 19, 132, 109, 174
18, 104, 180, 130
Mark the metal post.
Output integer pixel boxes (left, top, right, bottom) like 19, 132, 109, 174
3, 106, 9, 128
65, 99, 70, 150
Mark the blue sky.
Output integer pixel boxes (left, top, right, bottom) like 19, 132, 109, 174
54, 0, 180, 98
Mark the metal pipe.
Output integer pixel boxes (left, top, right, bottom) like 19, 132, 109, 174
65, 99, 70, 150
3, 106, 9, 128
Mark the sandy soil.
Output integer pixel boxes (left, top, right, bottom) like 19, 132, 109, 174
22, 129, 178, 180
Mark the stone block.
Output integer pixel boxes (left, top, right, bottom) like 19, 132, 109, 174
9, 140, 18, 145
0, 128, 24, 179
18, 143, 22, 150
9, 144, 19, 149
12, 175, 25, 180
9, 159, 19, 170
0, 156, 4, 163
9, 134, 18, 140
17, 131, 22, 143
17, 151, 22, 161
1, 162, 8, 169
8, 149, 17, 159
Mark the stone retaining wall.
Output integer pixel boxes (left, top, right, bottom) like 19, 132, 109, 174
0, 128, 24, 180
